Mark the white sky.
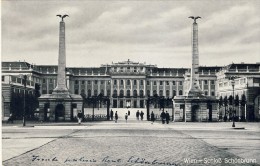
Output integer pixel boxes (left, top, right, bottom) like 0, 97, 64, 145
1, 0, 260, 67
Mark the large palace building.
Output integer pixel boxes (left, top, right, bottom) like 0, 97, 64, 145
2, 60, 260, 121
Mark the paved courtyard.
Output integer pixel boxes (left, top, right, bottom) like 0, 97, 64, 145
2, 120, 260, 166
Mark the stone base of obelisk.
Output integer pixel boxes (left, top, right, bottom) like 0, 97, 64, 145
38, 93, 83, 122
173, 95, 218, 122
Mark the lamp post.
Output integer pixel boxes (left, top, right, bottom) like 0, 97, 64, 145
231, 79, 235, 127
23, 75, 27, 126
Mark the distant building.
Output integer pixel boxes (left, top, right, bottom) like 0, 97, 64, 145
2, 60, 260, 121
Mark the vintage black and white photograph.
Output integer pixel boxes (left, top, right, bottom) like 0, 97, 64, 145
1, 0, 260, 165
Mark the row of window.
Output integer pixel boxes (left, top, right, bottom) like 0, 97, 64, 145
76, 89, 183, 97
42, 79, 214, 86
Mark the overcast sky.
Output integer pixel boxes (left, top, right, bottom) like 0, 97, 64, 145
2, 0, 260, 67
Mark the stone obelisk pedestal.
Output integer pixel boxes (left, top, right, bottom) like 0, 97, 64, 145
38, 18, 82, 122
173, 17, 218, 122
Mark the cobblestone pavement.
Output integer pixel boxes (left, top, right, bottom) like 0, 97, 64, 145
2, 120, 260, 166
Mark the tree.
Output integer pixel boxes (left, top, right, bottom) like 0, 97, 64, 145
218, 96, 223, 119
234, 95, 239, 107
223, 96, 228, 121
240, 94, 246, 121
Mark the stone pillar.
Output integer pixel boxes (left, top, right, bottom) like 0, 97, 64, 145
104, 81, 107, 96
53, 21, 69, 94
130, 80, 133, 96
188, 20, 203, 96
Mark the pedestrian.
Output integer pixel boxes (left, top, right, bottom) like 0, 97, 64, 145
125, 113, 128, 123
140, 111, 144, 120
115, 111, 118, 123
128, 110, 130, 116
77, 110, 83, 124
165, 111, 170, 124
110, 109, 114, 120
136, 110, 140, 120
160, 110, 166, 124
7, 113, 13, 124
151, 111, 155, 124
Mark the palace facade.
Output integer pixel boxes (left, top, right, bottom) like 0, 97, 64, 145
2, 60, 260, 121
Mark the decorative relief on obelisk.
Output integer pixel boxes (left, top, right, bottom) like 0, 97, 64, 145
187, 16, 204, 97
53, 14, 69, 94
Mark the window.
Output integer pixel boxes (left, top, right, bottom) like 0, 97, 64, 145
147, 90, 150, 96
81, 89, 85, 94
75, 80, 78, 84
140, 90, 144, 97
179, 81, 182, 86
81, 81, 85, 85
127, 80, 130, 85
172, 81, 176, 85
95, 80, 98, 84
147, 81, 150, 86
120, 90, 124, 97
159, 90, 163, 96
173, 90, 176, 97
179, 90, 183, 95
43, 79, 46, 84
210, 80, 215, 85
49, 79, 53, 83
127, 90, 130, 97
94, 90, 98, 96
108, 81, 111, 85
166, 90, 169, 97
211, 91, 215, 96
120, 67, 123, 72
121, 80, 124, 85
154, 81, 156, 86
101, 89, 104, 95
133, 90, 137, 97
153, 90, 157, 96
113, 90, 117, 97
114, 80, 117, 85
2, 76, 4, 81
205, 91, 208, 96
88, 81, 91, 84
74, 89, 79, 94
160, 81, 163, 85
166, 81, 169, 85
204, 80, 208, 85
107, 90, 111, 96
134, 80, 137, 85
140, 80, 143, 85
101, 81, 104, 84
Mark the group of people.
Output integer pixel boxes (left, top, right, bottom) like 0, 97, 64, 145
108, 109, 170, 124
160, 110, 170, 124
136, 110, 144, 120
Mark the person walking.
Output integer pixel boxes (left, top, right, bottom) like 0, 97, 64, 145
160, 110, 166, 124
128, 110, 130, 116
110, 109, 114, 121
136, 110, 140, 120
7, 113, 14, 124
77, 110, 83, 124
115, 111, 118, 123
140, 111, 144, 120
125, 113, 128, 123
151, 111, 155, 124
165, 111, 170, 124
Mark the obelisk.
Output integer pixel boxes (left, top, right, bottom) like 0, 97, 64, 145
188, 16, 203, 97
53, 15, 69, 94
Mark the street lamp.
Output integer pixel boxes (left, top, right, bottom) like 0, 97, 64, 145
231, 79, 235, 127
23, 75, 27, 126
